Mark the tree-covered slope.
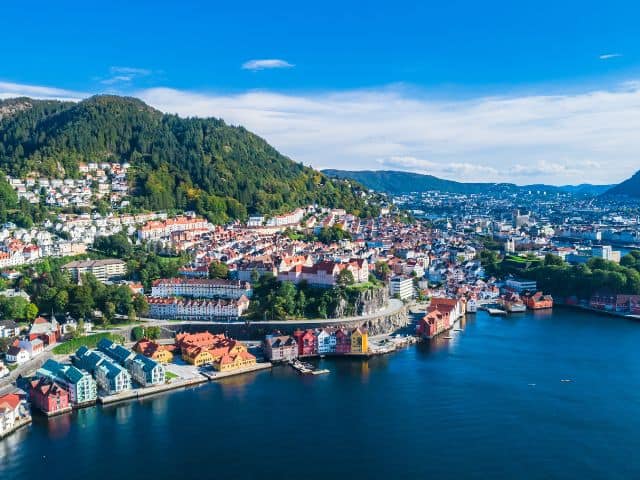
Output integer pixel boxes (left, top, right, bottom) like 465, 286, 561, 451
0, 96, 378, 221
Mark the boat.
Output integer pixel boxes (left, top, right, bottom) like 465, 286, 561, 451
289, 359, 330, 375
560, 379, 573, 383
443, 335, 453, 339
487, 307, 508, 316
454, 328, 463, 332
507, 303, 527, 313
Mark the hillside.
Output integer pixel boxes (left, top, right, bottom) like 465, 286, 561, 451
604, 170, 640, 198
323, 169, 611, 196
0, 96, 378, 222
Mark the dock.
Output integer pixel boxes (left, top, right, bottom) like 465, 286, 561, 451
0, 415, 32, 439
200, 362, 272, 380
289, 360, 329, 375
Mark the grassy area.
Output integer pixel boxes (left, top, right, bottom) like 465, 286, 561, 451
52, 333, 126, 355
165, 371, 178, 381
346, 281, 382, 292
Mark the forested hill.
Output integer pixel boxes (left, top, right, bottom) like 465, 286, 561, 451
0, 96, 378, 221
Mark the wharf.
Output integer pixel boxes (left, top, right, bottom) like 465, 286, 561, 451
99, 376, 208, 405
0, 416, 32, 439
200, 362, 272, 380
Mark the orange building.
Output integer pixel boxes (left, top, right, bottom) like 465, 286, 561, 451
524, 292, 553, 310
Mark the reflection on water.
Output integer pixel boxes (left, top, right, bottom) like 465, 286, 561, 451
217, 370, 264, 400
0, 424, 30, 462
45, 412, 71, 438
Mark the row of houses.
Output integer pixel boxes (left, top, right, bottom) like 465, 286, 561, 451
150, 278, 253, 299
263, 327, 370, 361
147, 295, 251, 320
72, 338, 166, 396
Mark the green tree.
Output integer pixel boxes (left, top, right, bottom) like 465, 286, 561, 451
208, 261, 229, 279
337, 269, 355, 287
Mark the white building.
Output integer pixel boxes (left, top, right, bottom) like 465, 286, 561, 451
390, 276, 414, 300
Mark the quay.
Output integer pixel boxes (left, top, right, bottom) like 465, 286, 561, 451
99, 376, 209, 405
199, 362, 272, 380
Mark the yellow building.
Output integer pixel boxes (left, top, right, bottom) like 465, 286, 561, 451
150, 349, 173, 364
182, 347, 213, 366
213, 351, 257, 372
350, 328, 368, 354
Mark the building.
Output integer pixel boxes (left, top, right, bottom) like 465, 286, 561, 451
29, 377, 72, 416
504, 278, 537, 293
5, 345, 29, 364
350, 328, 369, 354
62, 259, 126, 283
294, 329, 317, 356
182, 346, 214, 366
524, 292, 554, 310
36, 359, 97, 406
316, 329, 337, 355
133, 339, 174, 363
129, 354, 166, 387
147, 295, 250, 320
263, 335, 298, 362
0, 394, 29, 437
97, 338, 135, 365
213, 350, 256, 372
73, 346, 132, 395
0, 320, 20, 338
390, 275, 414, 300
150, 278, 252, 299
137, 216, 209, 241
592, 245, 621, 263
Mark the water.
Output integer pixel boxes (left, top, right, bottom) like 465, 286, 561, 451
3, 308, 640, 480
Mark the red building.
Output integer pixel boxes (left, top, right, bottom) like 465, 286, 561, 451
335, 328, 351, 354
416, 308, 451, 338
29, 378, 71, 416
524, 292, 553, 310
293, 329, 317, 356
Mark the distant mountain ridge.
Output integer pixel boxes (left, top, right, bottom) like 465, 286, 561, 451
604, 170, 640, 198
323, 169, 612, 196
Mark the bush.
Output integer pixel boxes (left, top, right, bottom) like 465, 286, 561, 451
132, 326, 145, 341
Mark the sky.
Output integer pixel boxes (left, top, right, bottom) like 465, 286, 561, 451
1, 0, 640, 185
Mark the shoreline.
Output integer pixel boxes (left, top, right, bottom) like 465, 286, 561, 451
555, 302, 640, 321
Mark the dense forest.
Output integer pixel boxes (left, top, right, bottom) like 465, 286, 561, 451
0, 96, 379, 222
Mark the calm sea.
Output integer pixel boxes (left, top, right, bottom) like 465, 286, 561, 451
2, 308, 640, 480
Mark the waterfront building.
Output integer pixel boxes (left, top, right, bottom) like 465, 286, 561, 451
36, 359, 97, 406
390, 275, 414, 300
294, 329, 317, 356
0, 361, 8, 378
316, 329, 336, 354
95, 359, 132, 395
175, 331, 222, 350
182, 346, 214, 366
0, 393, 29, 437
213, 350, 256, 372
263, 335, 298, 362
62, 259, 126, 283
29, 377, 71, 416
335, 328, 352, 354
523, 292, 553, 310
350, 328, 369, 354
129, 354, 166, 387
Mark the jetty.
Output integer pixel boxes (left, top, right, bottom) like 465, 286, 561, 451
289, 359, 330, 375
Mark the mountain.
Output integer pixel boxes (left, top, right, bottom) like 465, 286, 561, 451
323, 169, 611, 196
0, 96, 378, 222
604, 170, 640, 198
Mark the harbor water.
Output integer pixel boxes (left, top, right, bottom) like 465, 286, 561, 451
2, 308, 640, 479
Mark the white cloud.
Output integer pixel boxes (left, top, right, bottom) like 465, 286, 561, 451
241, 59, 294, 71
0, 81, 84, 101
599, 53, 622, 60
1, 79, 640, 185
100, 66, 152, 85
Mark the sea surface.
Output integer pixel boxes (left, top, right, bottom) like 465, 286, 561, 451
2, 308, 640, 480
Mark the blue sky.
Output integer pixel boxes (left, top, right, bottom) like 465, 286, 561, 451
1, 0, 640, 184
